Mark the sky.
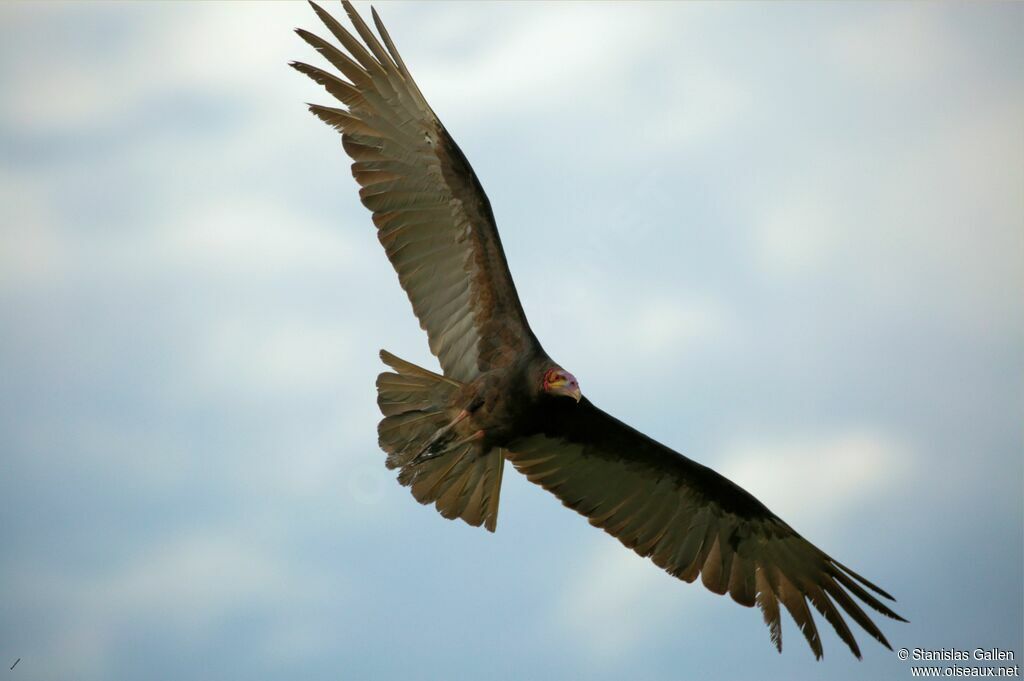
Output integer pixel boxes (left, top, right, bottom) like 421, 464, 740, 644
1, 2, 1022, 680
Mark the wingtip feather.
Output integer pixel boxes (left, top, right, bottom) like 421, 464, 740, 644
833, 558, 898, 601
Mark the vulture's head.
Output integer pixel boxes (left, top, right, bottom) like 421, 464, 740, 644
543, 367, 581, 402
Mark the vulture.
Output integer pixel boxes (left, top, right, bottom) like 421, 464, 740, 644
291, 0, 906, 659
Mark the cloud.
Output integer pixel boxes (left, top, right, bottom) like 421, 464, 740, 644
531, 274, 739, 382
746, 70, 1024, 337
719, 429, 914, 535
626, 295, 736, 355
1, 3, 310, 135
5, 193, 362, 290
412, 4, 669, 120
751, 192, 846, 276
552, 537, 689, 664
10, 528, 337, 679
388, 2, 748, 159
151, 198, 364, 279
194, 316, 354, 402
826, 4, 954, 87
0, 170, 67, 288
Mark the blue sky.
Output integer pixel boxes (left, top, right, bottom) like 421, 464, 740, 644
1, 2, 1022, 679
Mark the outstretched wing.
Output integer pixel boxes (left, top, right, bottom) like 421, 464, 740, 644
505, 398, 906, 659
292, 1, 538, 382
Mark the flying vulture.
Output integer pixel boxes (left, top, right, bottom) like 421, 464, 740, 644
291, 0, 906, 659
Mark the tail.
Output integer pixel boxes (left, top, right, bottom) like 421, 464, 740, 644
376, 350, 505, 532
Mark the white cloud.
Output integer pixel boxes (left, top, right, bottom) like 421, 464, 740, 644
753, 192, 846, 276
154, 198, 362, 278
1, 185, 365, 297
0, 171, 69, 289
553, 537, 690, 663
103, 532, 325, 626
158, 2, 306, 92
746, 76, 1023, 336
196, 316, 353, 398
3, 59, 118, 133
719, 429, 914, 535
11, 529, 336, 679
414, 4, 669, 120
642, 60, 751, 152
827, 4, 953, 86
406, 3, 750, 158
628, 295, 735, 355
534, 275, 738, 377
2, 3, 310, 134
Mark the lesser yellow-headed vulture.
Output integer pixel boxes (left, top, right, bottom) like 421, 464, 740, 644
291, 0, 906, 659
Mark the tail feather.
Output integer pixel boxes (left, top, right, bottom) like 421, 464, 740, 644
376, 350, 504, 532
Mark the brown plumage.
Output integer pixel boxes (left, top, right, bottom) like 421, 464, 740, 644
292, 0, 906, 659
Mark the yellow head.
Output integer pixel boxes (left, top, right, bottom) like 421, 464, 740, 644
543, 367, 581, 402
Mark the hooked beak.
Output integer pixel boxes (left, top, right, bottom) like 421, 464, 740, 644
548, 382, 581, 403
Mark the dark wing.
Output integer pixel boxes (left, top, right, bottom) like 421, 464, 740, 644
505, 398, 906, 659
292, 1, 537, 382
